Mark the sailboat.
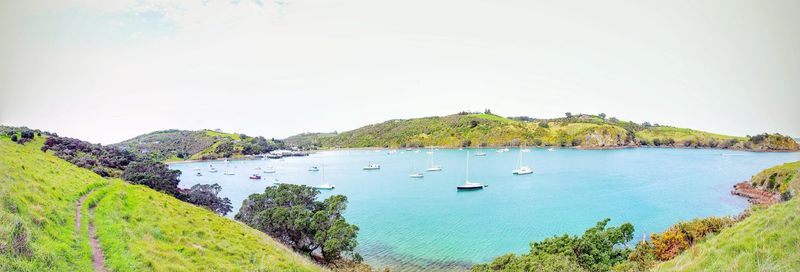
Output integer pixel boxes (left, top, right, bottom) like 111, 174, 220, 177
425, 147, 442, 171
457, 150, 486, 190
512, 148, 533, 175
315, 165, 335, 190
409, 158, 424, 178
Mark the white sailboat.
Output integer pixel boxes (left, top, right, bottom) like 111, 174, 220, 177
315, 165, 335, 190
512, 148, 533, 175
425, 147, 442, 171
457, 150, 486, 190
409, 158, 424, 178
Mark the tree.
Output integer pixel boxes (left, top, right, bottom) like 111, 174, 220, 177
10, 134, 17, 142
236, 184, 361, 264
642, 122, 651, 127
598, 113, 606, 120
121, 161, 181, 195
608, 117, 619, 123
181, 183, 233, 215
565, 112, 573, 118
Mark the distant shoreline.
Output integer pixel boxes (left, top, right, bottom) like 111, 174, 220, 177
165, 145, 797, 164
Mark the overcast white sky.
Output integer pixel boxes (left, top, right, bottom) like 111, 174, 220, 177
1, 0, 798, 144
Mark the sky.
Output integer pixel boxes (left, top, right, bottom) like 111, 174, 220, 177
1, 0, 798, 144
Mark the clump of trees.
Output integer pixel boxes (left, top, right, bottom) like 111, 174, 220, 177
473, 218, 634, 272
236, 184, 361, 264
42, 135, 232, 215
121, 160, 181, 195
179, 183, 233, 215
43, 136, 138, 177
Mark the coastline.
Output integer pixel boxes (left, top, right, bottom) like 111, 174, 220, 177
166, 145, 797, 164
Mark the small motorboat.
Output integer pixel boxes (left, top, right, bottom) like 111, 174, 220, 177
426, 165, 442, 172
308, 166, 320, 172
263, 166, 276, 173
255, 166, 262, 170
521, 149, 531, 152
209, 168, 218, 173
363, 162, 381, 170
474, 152, 487, 156
457, 182, 487, 191
193, 167, 201, 171
409, 172, 424, 178
223, 171, 235, 176
315, 183, 335, 190
196, 172, 202, 176
405, 148, 412, 151
249, 174, 262, 180
547, 148, 555, 152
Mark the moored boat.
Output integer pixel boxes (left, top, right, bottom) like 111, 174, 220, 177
457, 151, 486, 191
363, 162, 381, 170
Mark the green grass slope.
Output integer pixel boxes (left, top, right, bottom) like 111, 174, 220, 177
654, 161, 800, 271
653, 199, 800, 271
284, 113, 798, 151
0, 137, 322, 271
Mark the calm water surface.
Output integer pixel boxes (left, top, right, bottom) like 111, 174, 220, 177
170, 148, 800, 271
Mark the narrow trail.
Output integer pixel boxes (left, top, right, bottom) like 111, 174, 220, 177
76, 190, 108, 272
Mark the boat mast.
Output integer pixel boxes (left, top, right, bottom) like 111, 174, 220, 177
466, 150, 470, 182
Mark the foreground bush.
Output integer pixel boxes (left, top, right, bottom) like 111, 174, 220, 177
473, 218, 634, 272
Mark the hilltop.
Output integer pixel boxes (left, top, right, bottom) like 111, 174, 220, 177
0, 136, 322, 271
114, 129, 284, 161
284, 112, 799, 151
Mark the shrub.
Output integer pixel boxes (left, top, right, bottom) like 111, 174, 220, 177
475, 219, 633, 272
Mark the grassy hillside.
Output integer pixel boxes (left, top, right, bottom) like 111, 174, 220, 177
115, 129, 283, 161
749, 161, 800, 198
0, 136, 322, 271
653, 161, 800, 271
653, 199, 800, 271
285, 113, 798, 151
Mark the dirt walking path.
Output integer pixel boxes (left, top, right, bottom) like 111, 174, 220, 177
76, 191, 108, 272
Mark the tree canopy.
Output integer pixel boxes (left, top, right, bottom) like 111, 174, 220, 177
236, 184, 361, 264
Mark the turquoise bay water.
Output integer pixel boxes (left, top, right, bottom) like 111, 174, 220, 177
170, 148, 799, 271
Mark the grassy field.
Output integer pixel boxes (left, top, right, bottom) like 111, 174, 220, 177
0, 136, 323, 271
654, 161, 800, 271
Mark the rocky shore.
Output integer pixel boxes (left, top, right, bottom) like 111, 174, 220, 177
731, 181, 780, 205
